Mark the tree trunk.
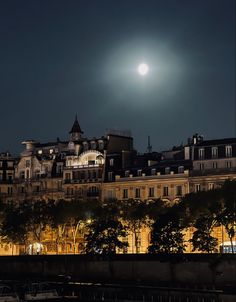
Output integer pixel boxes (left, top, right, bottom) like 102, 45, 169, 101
230, 236, 234, 254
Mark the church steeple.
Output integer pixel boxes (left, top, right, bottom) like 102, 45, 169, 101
69, 115, 83, 141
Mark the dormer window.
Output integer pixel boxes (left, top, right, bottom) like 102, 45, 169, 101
165, 167, 170, 174
199, 148, 204, 159
225, 145, 232, 157
83, 142, 88, 151
137, 170, 142, 176
151, 169, 156, 175
125, 170, 129, 177
178, 166, 184, 173
90, 141, 96, 150
98, 140, 104, 150
212, 147, 218, 158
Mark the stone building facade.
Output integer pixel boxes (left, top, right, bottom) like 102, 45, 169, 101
0, 118, 235, 255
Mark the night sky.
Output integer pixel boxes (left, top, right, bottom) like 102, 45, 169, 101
0, 0, 235, 154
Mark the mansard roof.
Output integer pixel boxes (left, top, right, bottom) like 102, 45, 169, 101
69, 115, 83, 134
195, 138, 236, 147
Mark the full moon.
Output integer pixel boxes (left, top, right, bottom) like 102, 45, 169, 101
137, 63, 149, 76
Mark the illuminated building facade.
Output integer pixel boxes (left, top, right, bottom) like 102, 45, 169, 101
0, 117, 235, 255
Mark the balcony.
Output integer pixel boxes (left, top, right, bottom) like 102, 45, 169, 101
64, 178, 101, 184
190, 167, 236, 176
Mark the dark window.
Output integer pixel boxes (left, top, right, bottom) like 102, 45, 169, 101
176, 186, 182, 196
149, 187, 154, 197
123, 189, 128, 199
135, 188, 140, 198
163, 186, 168, 197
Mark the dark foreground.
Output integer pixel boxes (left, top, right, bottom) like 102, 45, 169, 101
1, 254, 236, 301
2, 279, 236, 302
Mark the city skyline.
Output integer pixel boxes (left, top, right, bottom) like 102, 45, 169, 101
0, 0, 235, 154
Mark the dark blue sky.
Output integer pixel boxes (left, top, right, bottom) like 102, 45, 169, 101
0, 0, 235, 154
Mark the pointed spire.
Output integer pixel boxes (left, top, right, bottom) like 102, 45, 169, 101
69, 115, 83, 141
69, 114, 83, 134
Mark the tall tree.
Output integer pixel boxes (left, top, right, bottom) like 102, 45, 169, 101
190, 216, 218, 253
0, 202, 29, 252
120, 199, 148, 253
84, 201, 128, 255
148, 205, 186, 254
218, 180, 236, 253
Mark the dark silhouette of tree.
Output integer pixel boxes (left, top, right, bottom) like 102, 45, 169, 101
148, 205, 186, 253
218, 180, 236, 253
0, 202, 28, 252
84, 201, 127, 255
190, 216, 218, 253
23, 200, 54, 247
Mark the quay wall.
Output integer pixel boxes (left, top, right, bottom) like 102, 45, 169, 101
0, 254, 235, 286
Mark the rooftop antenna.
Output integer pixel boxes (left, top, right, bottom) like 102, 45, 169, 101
147, 135, 152, 153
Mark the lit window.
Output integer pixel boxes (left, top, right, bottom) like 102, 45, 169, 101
176, 186, 182, 196
225, 145, 232, 157
211, 147, 218, 159
7, 162, 14, 167
135, 188, 141, 198
109, 159, 114, 166
199, 148, 204, 159
65, 173, 71, 180
208, 183, 214, 190
125, 170, 129, 177
38, 150, 42, 155
149, 187, 154, 197
49, 149, 54, 154
123, 189, 128, 199
163, 186, 168, 197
